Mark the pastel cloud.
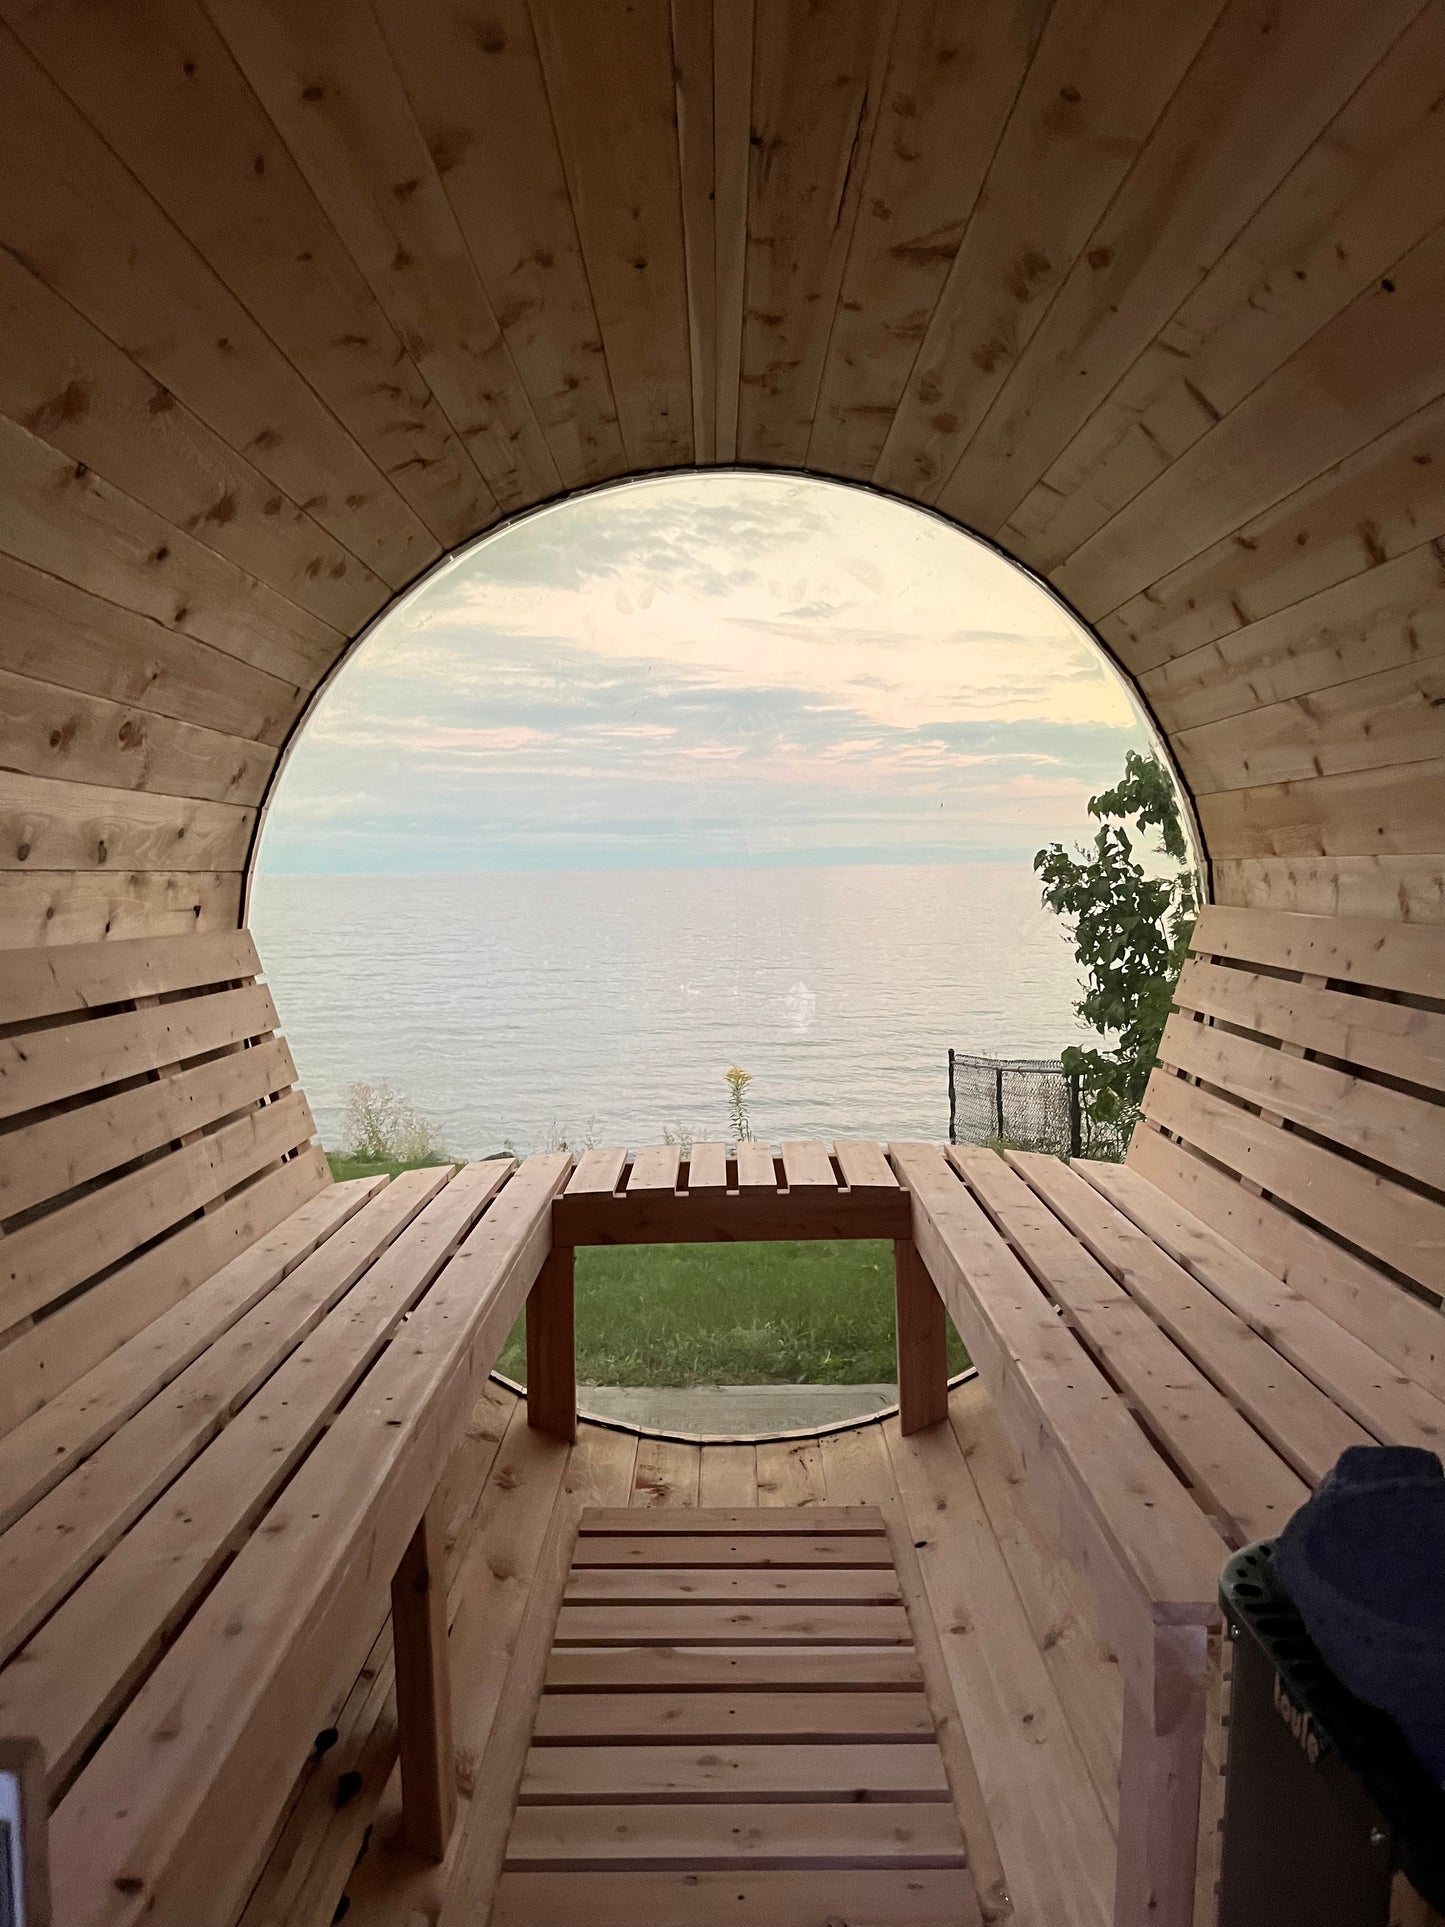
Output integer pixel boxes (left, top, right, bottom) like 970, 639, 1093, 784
257, 474, 1159, 875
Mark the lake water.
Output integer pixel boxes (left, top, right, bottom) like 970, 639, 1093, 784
250, 864, 1093, 1157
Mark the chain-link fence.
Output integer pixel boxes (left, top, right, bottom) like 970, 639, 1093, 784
947, 1049, 1130, 1160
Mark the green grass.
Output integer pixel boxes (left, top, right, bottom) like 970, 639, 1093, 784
496, 1241, 969, 1388
326, 1152, 456, 1183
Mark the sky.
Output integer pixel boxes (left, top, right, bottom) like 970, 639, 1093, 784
255, 473, 1156, 875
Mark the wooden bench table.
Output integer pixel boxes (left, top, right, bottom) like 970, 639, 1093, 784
892, 904, 1445, 1927
0, 932, 572, 1924
553, 1139, 912, 1248
530, 1140, 913, 1439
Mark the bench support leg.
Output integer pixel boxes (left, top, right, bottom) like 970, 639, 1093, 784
896, 1239, 949, 1434
1115, 1622, 1209, 1927
526, 1246, 577, 1442
391, 1496, 457, 1862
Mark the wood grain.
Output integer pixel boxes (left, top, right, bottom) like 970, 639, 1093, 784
0, 1, 1439, 952
492, 1866, 979, 1926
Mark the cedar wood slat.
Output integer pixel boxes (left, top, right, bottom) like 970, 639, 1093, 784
577, 1507, 884, 1534
490, 1867, 978, 1926
503, 1799, 965, 1866
529, 1692, 934, 1743
734, 1141, 777, 1187
684, 1141, 728, 1188
516, 1740, 949, 1802
779, 1140, 835, 1188
561, 1568, 903, 1605
551, 1603, 913, 1646
564, 1147, 627, 1196
626, 1142, 682, 1191
544, 1647, 924, 1692
569, 1532, 895, 1566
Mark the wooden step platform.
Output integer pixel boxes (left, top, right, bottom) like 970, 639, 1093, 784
494, 1506, 984, 1927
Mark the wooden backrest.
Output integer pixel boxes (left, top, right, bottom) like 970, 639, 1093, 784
1131, 904, 1445, 1352
0, 931, 326, 1436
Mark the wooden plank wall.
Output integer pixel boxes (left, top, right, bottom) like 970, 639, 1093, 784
0, 0, 1443, 941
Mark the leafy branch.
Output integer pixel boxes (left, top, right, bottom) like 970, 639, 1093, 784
1034, 751, 1200, 1137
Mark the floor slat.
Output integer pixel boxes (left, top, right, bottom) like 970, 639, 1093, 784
504, 1799, 967, 1869
532, 1690, 935, 1744
543, 1645, 927, 1692
578, 1506, 885, 1534
564, 1566, 902, 1604
553, 1602, 912, 1645
492, 1866, 982, 1926
519, 1741, 952, 1804
571, 1532, 895, 1567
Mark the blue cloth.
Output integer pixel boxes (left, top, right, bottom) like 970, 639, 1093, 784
1274, 1445, 1445, 1782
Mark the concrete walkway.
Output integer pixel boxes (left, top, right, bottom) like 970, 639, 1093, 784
576, 1382, 899, 1434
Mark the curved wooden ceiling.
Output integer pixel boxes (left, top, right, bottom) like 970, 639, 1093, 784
2, 0, 1443, 945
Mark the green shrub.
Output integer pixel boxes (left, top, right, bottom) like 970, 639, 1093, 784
1034, 751, 1200, 1139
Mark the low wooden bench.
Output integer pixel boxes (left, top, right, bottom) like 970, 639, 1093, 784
554, 1139, 911, 1247
532, 1139, 914, 1440
0, 933, 571, 1925
893, 904, 1445, 1927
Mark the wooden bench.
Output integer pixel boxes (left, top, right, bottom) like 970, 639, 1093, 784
893, 904, 1445, 1927
0, 933, 571, 1925
534, 1141, 914, 1440
554, 1140, 911, 1247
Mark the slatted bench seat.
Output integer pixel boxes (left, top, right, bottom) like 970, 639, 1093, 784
525, 1140, 913, 1440
892, 904, 1445, 1927
554, 1139, 912, 1246
0, 933, 573, 1925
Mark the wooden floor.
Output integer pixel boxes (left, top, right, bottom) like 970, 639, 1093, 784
496, 1504, 979, 1925
242, 1380, 1123, 1927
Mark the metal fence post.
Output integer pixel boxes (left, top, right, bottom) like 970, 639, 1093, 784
947, 1048, 957, 1144
994, 1065, 1005, 1141
1068, 1072, 1082, 1159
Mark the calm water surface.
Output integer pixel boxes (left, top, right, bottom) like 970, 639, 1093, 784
250, 864, 1092, 1156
